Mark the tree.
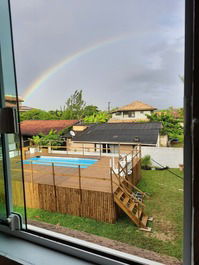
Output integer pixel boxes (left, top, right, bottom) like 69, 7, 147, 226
20, 109, 53, 121
31, 135, 42, 146
146, 111, 183, 141
30, 130, 62, 146
83, 111, 111, 123
83, 105, 99, 117
64, 90, 86, 119
48, 110, 63, 119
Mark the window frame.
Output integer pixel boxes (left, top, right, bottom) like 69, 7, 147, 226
0, 0, 196, 264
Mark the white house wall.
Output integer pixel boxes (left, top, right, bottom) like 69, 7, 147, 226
141, 146, 183, 168
112, 110, 152, 120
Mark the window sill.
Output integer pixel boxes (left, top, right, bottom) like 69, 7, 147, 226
0, 224, 163, 265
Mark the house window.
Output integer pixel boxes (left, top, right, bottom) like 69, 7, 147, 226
115, 112, 121, 116
128, 111, 135, 117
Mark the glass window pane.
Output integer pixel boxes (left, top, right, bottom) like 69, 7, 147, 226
0, 0, 26, 224
0, 136, 6, 219
11, 0, 184, 263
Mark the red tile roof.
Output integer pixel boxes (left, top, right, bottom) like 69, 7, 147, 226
112, 101, 156, 112
20, 120, 79, 136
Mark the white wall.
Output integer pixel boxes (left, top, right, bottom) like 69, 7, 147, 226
112, 110, 152, 120
141, 146, 183, 168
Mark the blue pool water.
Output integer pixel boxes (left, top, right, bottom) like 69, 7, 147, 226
23, 156, 98, 168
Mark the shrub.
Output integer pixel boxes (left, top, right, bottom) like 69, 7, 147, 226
141, 155, 152, 170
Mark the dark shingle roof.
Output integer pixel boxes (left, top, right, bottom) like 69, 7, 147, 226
72, 122, 162, 145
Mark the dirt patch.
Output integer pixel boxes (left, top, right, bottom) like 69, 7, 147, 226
28, 219, 182, 265
146, 231, 175, 242
146, 219, 176, 242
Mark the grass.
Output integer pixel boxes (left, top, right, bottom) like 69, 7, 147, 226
14, 168, 183, 261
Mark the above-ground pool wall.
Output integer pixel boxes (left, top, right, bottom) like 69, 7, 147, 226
12, 181, 117, 224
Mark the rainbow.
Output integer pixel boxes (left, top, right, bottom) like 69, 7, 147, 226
23, 33, 131, 100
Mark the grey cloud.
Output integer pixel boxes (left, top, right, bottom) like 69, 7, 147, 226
10, 0, 184, 110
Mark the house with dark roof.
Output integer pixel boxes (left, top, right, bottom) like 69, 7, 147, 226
67, 122, 162, 154
21, 120, 79, 145
109, 101, 156, 123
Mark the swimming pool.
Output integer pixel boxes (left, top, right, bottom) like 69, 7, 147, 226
23, 156, 98, 168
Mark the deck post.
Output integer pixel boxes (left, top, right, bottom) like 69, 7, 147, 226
99, 143, 101, 158
110, 167, 116, 222
52, 162, 57, 212
125, 155, 128, 178
30, 161, 34, 193
110, 167, 114, 195
78, 165, 82, 216
30, 161, 33, 182
82, 144, 84, 156
131, 150, 134, 184
139, 144, 141, 159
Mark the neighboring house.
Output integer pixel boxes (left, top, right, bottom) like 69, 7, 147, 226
5, 96, 25, 156
20, 120, 79, 145
109, 101, 156, 122
5, 95, 24, 107
19, 105, 34, 112
5, 95, 34, 112
67, 122, 162, 154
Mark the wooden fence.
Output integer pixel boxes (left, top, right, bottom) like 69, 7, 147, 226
12, 180, 117, 223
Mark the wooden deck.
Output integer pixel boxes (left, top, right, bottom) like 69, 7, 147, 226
23, 153, 119, 193
12, 152, 141, 223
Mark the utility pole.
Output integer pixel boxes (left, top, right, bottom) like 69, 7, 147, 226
108, 101, 111, 112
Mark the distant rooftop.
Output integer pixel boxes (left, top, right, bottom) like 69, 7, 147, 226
112, 101, 156, 113
5, 95, 24, 102
19, 105, 34, 112
20, 120, 79, 136
72, 122, 162, 145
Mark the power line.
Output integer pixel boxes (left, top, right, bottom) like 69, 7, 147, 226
151, 158, 183, 180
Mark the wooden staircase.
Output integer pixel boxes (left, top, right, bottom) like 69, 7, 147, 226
111, 167, 152, 231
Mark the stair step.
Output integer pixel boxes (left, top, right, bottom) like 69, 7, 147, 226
114, 187, 121, 195
123, 196, 129, 205
116, 190, 124, 199
135, 208, 143, 219
141, 215, 148, 227
128, 202, 136, 211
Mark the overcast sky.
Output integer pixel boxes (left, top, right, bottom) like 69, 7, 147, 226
10, 0, 184, 111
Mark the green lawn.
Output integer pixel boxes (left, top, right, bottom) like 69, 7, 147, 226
14, 168, 183, 261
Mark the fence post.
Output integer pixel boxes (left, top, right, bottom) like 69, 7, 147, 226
82, 144, 84, 156
78, 165, 82, 216
52, 162, 57, 212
